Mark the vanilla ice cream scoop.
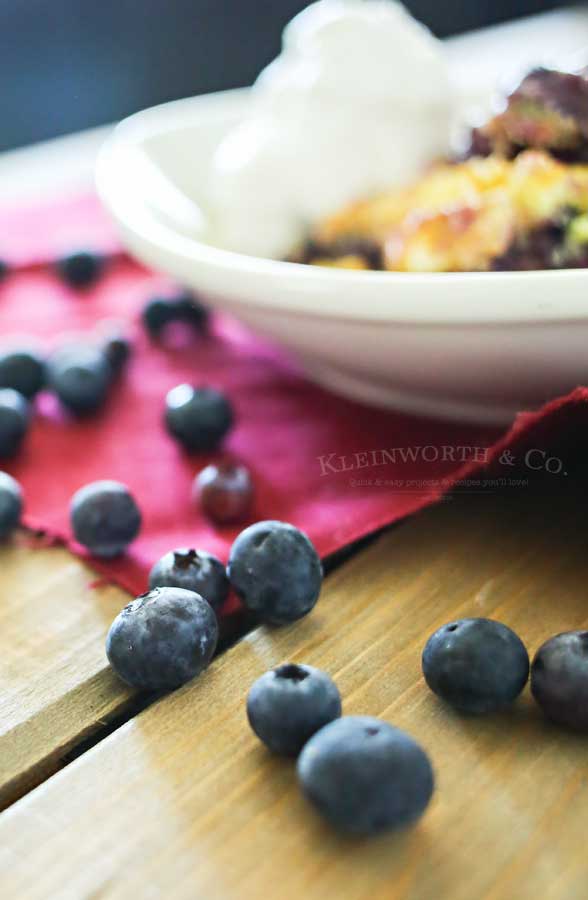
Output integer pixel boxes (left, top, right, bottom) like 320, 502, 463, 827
210, 0, 455, 258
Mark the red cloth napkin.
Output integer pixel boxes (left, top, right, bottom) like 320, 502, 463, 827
1, 193, 587, 611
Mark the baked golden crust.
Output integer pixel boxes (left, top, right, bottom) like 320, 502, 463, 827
300, 151, 588, 272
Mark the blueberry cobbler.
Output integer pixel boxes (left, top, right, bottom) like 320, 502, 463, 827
296, 68, 588, 272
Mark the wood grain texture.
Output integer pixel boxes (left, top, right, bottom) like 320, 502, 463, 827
0, 536, 133, 807
1, 486, 587, 900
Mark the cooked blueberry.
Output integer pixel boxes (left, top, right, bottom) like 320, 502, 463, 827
247, 663, 341, 756
0, 347, 46, 398
422, 618, 529, 714
195, 461, 253, 525
297, 716, 434, 835
48, 346, 111, 415
531, 631, 588, 731
70, 480, 141, 558
149, 548, 229, 611
56, 251, 104, 288
228, 520, 322, 625
106, 586, 218, 691
165, 384, 233, 452
0, 388, 30, 457
0, 471, 23, 538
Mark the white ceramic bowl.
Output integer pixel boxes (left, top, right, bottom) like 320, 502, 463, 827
96, 88, 588, 425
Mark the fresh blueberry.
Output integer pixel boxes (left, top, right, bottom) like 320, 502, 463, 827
102, 334, 131, 374
0, 347, 46, 398
297, 716, 434, 835
173, 290, 209, 331
0, 471, 23, 538
422, 618, 529, 714
48, 346, 111, 415
195, 461, 254, 525
0, 388, 30, 457
141, 292, 208, 339
531, 631, 588, 731
164, 384, 234, 452
70, 480, 141, 558
56, 251, 104, 288
247, 663, 341, 756
148, 548, 229, 611
228, 520, 323, 625
141, 298, 175, 337
106, 586, 218, 691
0, 260, 8, 280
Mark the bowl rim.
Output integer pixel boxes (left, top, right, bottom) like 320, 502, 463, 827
96, 88, 588, 327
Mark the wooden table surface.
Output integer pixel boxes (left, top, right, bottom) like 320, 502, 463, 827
1, 484, 588, 900
2, 10, 588, 899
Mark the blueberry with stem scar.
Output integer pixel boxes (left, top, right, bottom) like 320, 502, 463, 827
422, 618, 529, 714
247, 663, 341, 755
149, 548, 229, 611
297, 716, 435, 835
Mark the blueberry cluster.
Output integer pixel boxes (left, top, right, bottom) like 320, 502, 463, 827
422, 617, 588, 732
105, 521, 323, 693
246, 664, 434, 835
139, 291, 257, 525
0, 325, 132, 458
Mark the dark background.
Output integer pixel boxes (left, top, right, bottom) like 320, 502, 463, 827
0, 0, 572, 151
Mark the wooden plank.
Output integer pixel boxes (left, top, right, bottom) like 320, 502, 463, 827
0, 536, 133, 807
1, 485, 587, 900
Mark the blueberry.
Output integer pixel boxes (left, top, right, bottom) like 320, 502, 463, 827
531, 631, 588, 731
422, 618, 529, 714
247, 663, 341, 756
56, 251, 104, 288
0, 260, 8, 280
102, 334, 131, 374
106, 587, 218, 691
141, 298, 174, 337
0, 348, 46, 398
195, 461, 253, 525
165, 384, 234, 452
149, 548, 229, 611
172, 290, 209, 331
48, 346, 111, 415
228, 520, 323, 625
70, 480, 141, 558
297, 716, 434, 835
141, 292, 208, 339
0, 471, 23, 538
0, 388, 30, 457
